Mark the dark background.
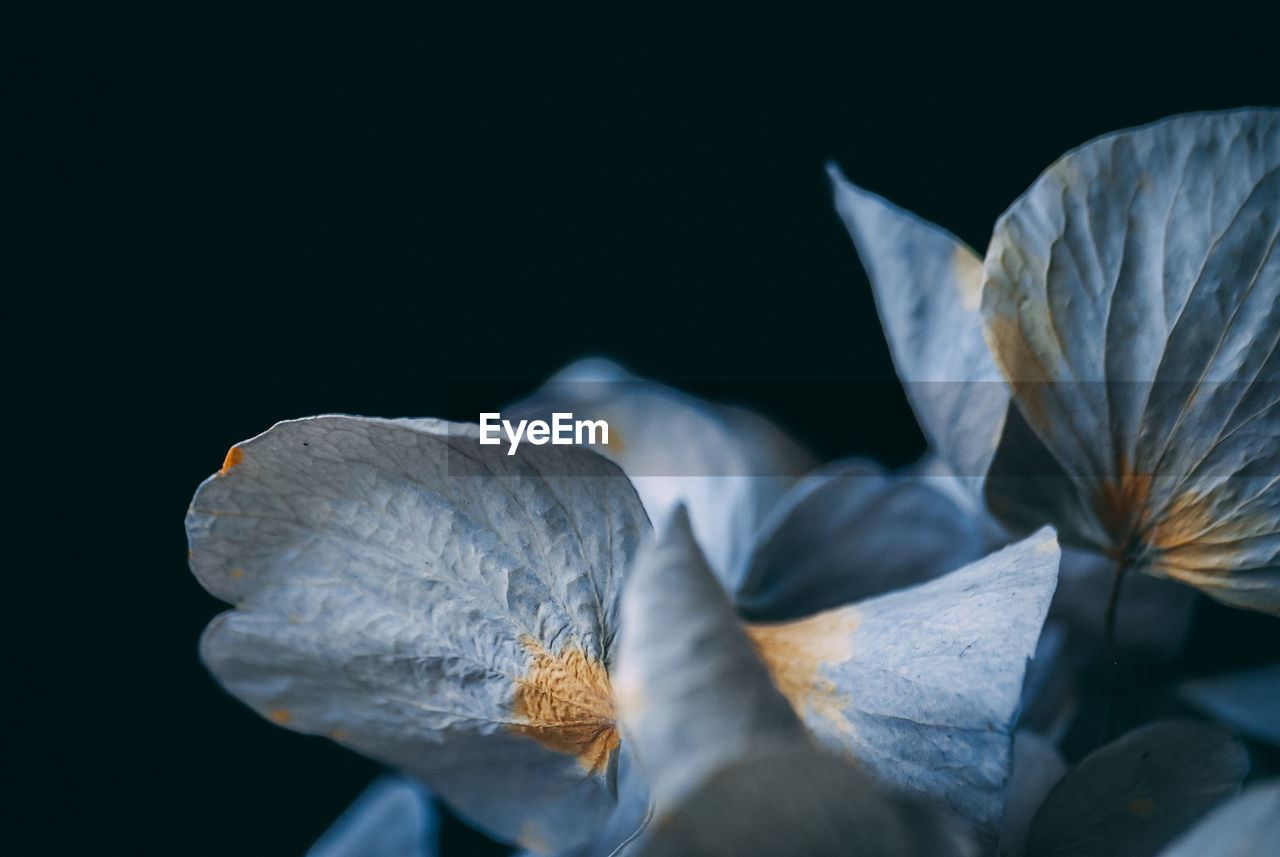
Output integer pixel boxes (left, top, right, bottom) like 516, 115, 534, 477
14, 3, 1280, 854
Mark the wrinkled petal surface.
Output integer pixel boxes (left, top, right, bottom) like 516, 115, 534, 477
187, 416, 650, 853
981, 109, 1280, 613
744, 528, 1060, 847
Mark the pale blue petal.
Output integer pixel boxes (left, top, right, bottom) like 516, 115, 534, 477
509, 358, 814, 589
982, 109, 1280, 613
187, 416, 650, 853
829, 165, 1009, 502
1156, 779, 1280, 857
613, 507, 812, 814
307, 776, 437, 857
1000, 732, 1066, 857
519, 749, 653, 857
745, 528, 1060, 848
735, 459, 986, 620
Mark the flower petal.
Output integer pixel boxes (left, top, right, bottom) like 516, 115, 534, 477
613, 507, 813, 814
187, 416, 650, 853
1156, 778, 1280, 857
510, 746, 654, 857
735, 458, 986, 620
981, 109, 1280, 613
1179, 664, 1280, 745
1026, 720, 1249, 857
634, 748, 974, 857
306, 776, 437, 857
744, 527, 1060, 848
509, 358, 814, 589
1000, 732, 1066, 857
829, 165, 1010, 501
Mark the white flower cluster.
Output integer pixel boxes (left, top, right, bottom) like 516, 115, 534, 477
186, 110, 1280, 857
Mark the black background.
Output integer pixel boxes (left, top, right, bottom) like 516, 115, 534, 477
14, 3, 1280, 854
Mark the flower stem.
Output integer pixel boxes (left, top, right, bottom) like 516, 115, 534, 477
1102, 555, 1131, 741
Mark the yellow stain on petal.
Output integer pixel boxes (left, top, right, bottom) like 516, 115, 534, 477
268, 708, 292, 725
1150, 490, 1220, 553
329, 730, 348, 742
228, 568, 245, 579
952, 245, 984, 312
1150, 491, 1267, 604
745, 606, 860, 736
1083, 459, 1279, 612
1150, 490, 1258, 568
1093, 458, 1250, 573
603, 425, 625, 454
980, 283, 1267, 607
508, 636, 619, 775
1094, 455, 1154, 553
219, 445, 244, 476
1127, 797, 1156, 817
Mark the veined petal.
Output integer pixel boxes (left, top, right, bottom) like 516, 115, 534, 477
1025, 721, 1249, 857
187, 416, 650, 853
306, 776, 437, 857
508, 358, 814, 589
981, 108, 1280, 613
735, 459, 986, 620
744, 528, 1060, 848
829, 165, 1010, 502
